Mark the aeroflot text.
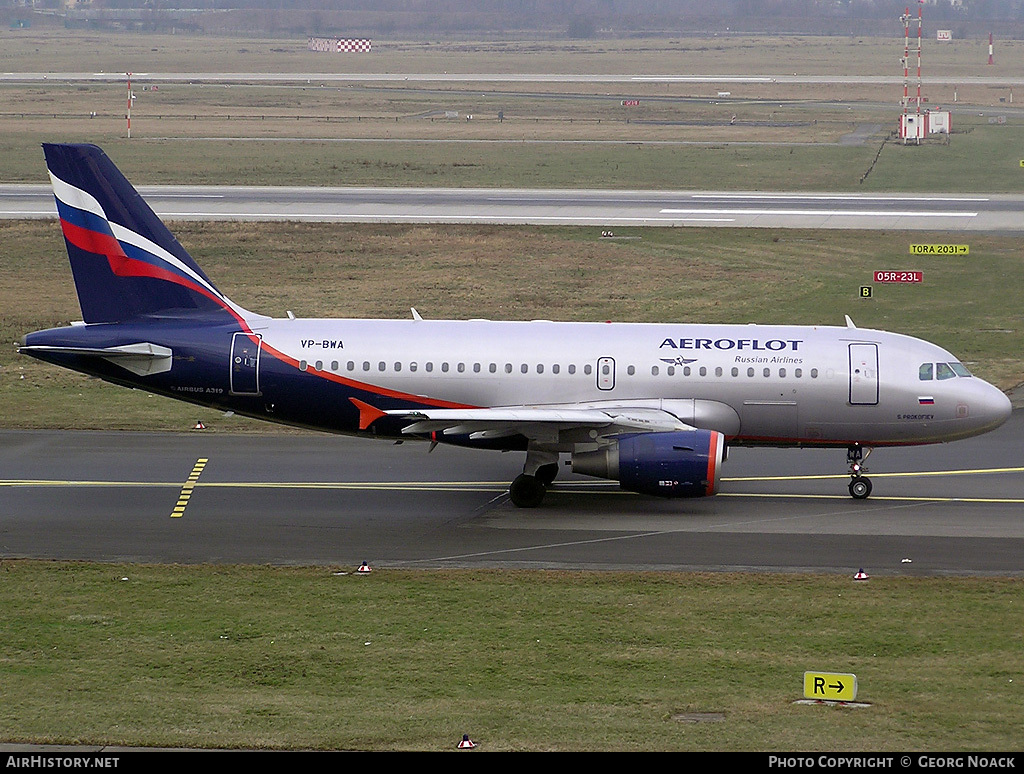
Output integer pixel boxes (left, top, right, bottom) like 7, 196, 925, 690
659, 338, 802, 351
768, 758, 1016, 769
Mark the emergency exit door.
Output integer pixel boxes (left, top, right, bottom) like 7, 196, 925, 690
597, 357, 615, 391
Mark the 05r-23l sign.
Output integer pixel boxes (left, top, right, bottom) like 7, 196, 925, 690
874, 271, 923, 283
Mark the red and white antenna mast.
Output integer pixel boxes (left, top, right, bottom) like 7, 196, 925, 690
901, 7, 910, 119
899, 5, 925, 145
916, 4, 923, 121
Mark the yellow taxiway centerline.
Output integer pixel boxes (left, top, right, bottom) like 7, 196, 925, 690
1, 465, 1023, 506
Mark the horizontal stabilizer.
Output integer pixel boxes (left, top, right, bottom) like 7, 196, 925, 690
19, 341, 173, 376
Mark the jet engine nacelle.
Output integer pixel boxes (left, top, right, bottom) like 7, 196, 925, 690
571, 429, 726, 498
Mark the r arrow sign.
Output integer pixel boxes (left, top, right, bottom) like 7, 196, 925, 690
804, 671, 858, 702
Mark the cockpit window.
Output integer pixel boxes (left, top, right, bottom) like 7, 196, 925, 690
920, 362, 972, 381
950, 362, 973, 377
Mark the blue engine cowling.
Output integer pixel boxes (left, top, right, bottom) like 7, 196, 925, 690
571, 429, 726, 498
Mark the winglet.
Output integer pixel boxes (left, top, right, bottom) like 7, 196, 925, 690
845, 315, 857, 328
349, 398, 387, 430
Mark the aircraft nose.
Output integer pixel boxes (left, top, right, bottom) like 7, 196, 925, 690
976, 381, 1013, 431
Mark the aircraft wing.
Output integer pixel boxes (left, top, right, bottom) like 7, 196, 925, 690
384, 405, 696, 443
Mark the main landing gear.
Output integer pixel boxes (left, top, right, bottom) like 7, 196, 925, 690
508, 452, 559, 508
847, 444, 873, 500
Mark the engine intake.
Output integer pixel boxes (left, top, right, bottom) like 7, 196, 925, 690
571, 429, 725, 498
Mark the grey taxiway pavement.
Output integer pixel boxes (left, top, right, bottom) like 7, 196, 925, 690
2, 184, 1019, 231
2, 410, 1023, 575
5, 72, 1024, 86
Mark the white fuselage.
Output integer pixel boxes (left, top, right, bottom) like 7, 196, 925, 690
249, 317, 1010, 447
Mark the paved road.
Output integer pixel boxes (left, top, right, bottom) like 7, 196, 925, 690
3, 410, 1022, 575
2, 184, 1018, 231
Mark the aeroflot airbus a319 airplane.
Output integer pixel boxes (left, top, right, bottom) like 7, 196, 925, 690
19, 144, 1013, 506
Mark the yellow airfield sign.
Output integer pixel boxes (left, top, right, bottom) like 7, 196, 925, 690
909, 244, 969, 255
803, 671, 858, 702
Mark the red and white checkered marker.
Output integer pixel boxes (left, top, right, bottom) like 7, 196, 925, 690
458, 734, 476, 749
308, 37, 372, 53
357, 562, 372, 574
854, 569, 869, 581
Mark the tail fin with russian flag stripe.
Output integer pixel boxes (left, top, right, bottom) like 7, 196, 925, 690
43, 143, 244, 324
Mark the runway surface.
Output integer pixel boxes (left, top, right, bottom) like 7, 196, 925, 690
2, 184, 1018, 231
4, 72, 1024, 86
2, 410, 1023, 576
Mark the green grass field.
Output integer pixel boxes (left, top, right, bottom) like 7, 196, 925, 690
3, 118, 1024, 192
1, 562, 1021, 751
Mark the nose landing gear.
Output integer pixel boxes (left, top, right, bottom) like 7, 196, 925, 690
847, 444, 873, 499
